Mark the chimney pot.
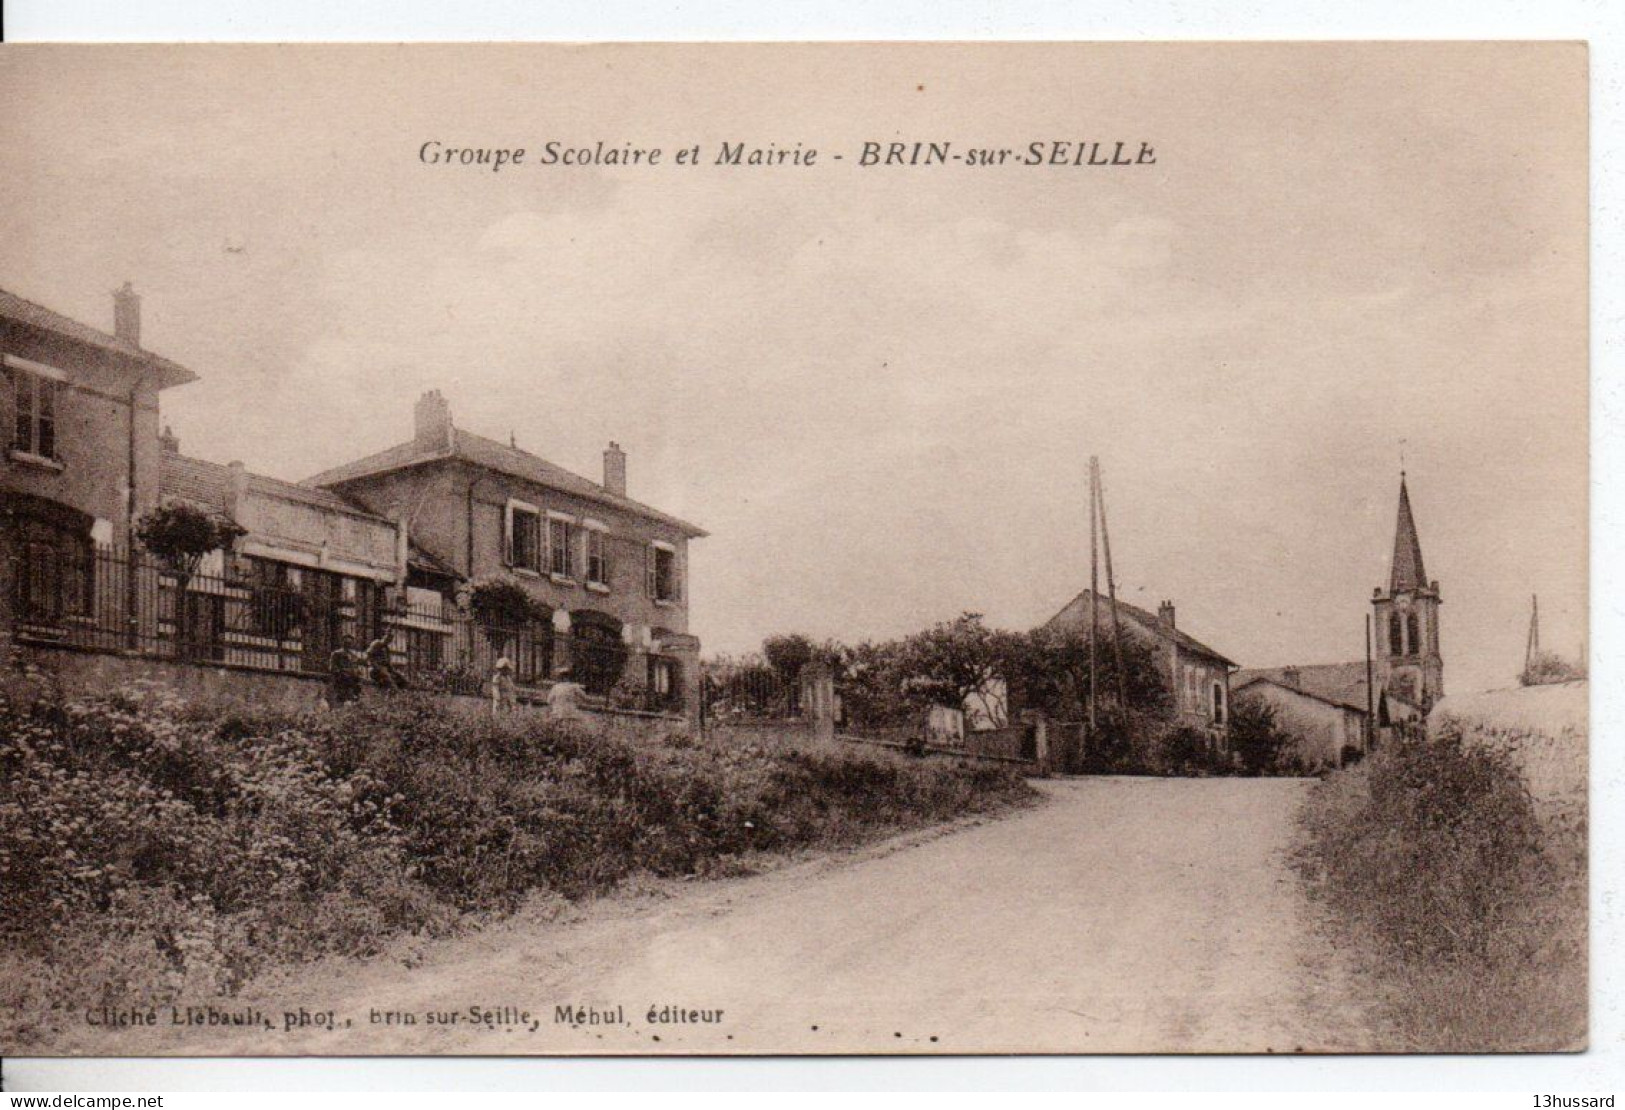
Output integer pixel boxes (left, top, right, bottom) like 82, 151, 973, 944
414, 390, 454, 452
1158, 600, 1176, 628
113, 282, 141, 347
603, 440, 627, 496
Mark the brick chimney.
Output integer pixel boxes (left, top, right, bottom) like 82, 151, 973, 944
113, 282, 141, 347
1283, 666, 1302, 689
414, 390, 454, 452
603, 441, 627, 496
225, 460, 249, 522
1157, 600, 1176, 629
159, 425, 180, 454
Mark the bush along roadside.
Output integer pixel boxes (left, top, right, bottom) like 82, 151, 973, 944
0, 679, 1035, 1046
1294, 719, 1586, 1051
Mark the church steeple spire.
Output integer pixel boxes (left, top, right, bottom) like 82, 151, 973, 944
1390, 473, 1428, 593
1372, 471, 1443, 709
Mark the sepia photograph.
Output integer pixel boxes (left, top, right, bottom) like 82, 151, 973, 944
0, 41, 1590, 1059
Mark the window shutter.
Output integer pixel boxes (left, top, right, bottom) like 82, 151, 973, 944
502, 503, 514, 566
646, 544, 656, 598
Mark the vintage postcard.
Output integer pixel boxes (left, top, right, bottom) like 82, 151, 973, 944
0, 42, 1588, 1057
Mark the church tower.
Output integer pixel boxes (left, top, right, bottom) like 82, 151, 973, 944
1371, 474, 1444, 708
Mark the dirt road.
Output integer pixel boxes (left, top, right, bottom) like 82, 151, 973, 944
72, 777, 1373, 1055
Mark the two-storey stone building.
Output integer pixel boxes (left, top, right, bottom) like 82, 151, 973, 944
305, 391, 707, 712
1040, 591, 1235, 738
1, 284, 198, 652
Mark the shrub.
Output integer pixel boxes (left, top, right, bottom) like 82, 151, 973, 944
1, 683, 1032, 1047
468, 576, 546, 628
1296, 720, 1582, 1050
1228, 697, 1301, 775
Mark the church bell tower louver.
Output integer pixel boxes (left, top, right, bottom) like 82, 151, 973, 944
1371, 473, 1444, 709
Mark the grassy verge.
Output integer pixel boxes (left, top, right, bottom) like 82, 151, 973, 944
0, 679, 1034, 1048
1295, 720, 1585, 1051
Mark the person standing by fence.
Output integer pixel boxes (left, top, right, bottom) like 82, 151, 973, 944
327, 635, 363, 708
491, 653, 516, 715
365, 632, 408, 690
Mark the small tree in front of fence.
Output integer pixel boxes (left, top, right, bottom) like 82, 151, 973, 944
136, 502, 245, 583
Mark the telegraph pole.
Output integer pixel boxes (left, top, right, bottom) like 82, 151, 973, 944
1094, 458, 1127, 709
1088, 457, 1099, 733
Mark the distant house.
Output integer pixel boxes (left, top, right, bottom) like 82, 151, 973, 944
1040, 591, 1235, 736
1, 284, 197, 648
1229, 665, 1375, 769
305, 390, 707, 709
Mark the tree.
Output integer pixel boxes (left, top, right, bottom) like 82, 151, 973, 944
135, 502, 244, 582
1006, 625, 1171, 722
1520, 651, 1587, 687
762, 633, 815, 685
893, 612, 1015, 719
1227, 696, 1301, 776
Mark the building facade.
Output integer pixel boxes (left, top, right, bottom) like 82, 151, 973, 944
1040, 591, 1235, 736
305, 390, 706, 712
1230, 665, 1371, 769
1, 284, 197, 653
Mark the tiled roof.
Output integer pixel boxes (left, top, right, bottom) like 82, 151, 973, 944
161, 451, 390, 523
1231, 662, 1374, 713
1042, 589, 1236, 667
304, 427, 708, 538
0, 287, 198, 390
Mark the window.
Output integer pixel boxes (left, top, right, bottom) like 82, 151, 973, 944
243, 557, 301, 638
548, 514, 577, 579
649, 656, 680, 709
505, 500, 542, 572
584, 523, 608, 588
9, 356, 63, 461
16, 517, 91, 623
1406, 613, 1421, 658
647, 542, 679, 603
1389, 612, 1403, 657
1212, 682, 1225, 725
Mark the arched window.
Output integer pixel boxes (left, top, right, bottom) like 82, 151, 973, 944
7, 493, 94, 628
1406, 613, 1421, 658
1389, 612, 1403, 656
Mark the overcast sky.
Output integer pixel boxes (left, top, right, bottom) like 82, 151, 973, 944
0, 43, 1587, 694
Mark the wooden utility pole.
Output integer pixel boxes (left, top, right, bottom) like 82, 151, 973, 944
1525, 593, 1541, 672
1088, 457, 1099, 733
1365, 614, 1376, 751
1093, 458, 1128, 709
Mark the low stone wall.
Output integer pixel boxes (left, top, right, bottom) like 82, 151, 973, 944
14, 642, 691, 743
703, 717, 821, 746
